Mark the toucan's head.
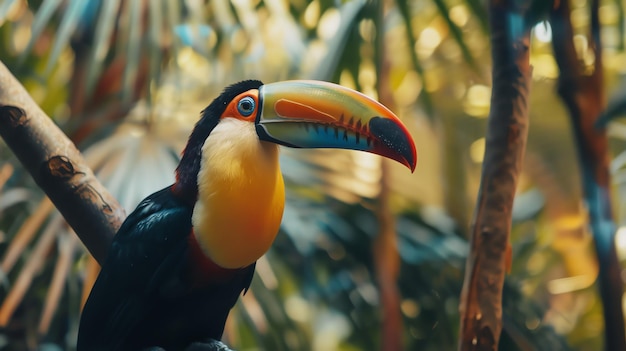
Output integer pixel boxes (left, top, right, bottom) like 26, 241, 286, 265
175, 80, 417, 268
176, 80, 416, 198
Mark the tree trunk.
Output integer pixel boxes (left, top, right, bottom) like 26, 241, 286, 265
550, 0, 626, 350
458, 0, 531, 349
374, 0, 403, 349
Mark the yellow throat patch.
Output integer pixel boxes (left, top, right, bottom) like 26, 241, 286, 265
192, 118, 285, 269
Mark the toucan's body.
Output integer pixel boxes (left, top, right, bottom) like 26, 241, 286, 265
77, 80, 416, 350
77, 188, 254, 350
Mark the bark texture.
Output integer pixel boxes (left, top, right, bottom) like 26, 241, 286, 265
458, 1, 531, 350
550, 1, 626, 350
0, 61, 125, 264
375, 0, 403, 349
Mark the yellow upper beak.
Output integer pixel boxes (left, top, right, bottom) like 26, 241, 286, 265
255, 80, 417, 172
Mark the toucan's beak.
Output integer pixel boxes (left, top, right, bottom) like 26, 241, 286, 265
255, 80, 417, 172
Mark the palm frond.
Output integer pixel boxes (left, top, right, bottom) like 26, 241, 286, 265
38, 231, 76, 335
0, 198, 54, 275
17, 0, 186, 107
616, 0, 625, 50
44, 0, 89, 74
395, 0, 435, 116
432, 0, 479, 72
243, 188, 571, 350
0, 0, 20, 22
18, 0, 63, 64
120, 0, 142, 103
147, 0, 164, 104
465, 0, 489, 33
84, 0, 120, 96
308, 0, 366, 81
0, 215, 63, 326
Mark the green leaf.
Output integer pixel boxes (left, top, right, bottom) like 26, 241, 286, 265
0, 0, 19, 22
147, 1, 164, 106
432, 0, 479, 73
465, 0, 489, 33
121, 0, 141, 103
309, 0, 367, 81
395, 0, 435, 117
18, 0, 62, 64
165, 0, 182, 70
44, 0, 89, 74
616, 0, 624, 50
85, 0, 121, 96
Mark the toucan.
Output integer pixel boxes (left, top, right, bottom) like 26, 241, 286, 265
77, 80, 417, 350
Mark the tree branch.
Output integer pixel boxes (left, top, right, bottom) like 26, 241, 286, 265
375, 0, 403, 349
0, 61, 125, 264
458, 1, 531, 350
550, 1, 626, 350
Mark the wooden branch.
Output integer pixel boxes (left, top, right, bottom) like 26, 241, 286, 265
550, 1, 626, 350
374, 0, 403, 349
373, 160, 403, 351
458, 0, 531, 349
0, 60, 125, 264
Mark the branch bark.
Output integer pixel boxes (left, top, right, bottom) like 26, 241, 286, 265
550, 1, 626, 350
458, 1, 531, 350
0, 61, 125, 264
374, 0, 403, 349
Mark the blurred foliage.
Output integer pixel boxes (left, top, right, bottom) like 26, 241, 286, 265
0, 0, 624, 350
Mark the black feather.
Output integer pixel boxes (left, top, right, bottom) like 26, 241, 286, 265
175, 80, 263, 202
79, 81, 263, 350
77, 188, 255, 350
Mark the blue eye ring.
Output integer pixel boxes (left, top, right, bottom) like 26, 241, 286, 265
237, 96, 256, 116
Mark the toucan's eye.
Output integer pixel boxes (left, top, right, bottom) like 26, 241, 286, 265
237, 97, 256, 116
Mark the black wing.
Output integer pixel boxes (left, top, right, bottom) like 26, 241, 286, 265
77, 187, 193, 350
77, 187, 254, 350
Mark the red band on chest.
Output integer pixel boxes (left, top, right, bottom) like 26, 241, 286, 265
187, 230, 240, 286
